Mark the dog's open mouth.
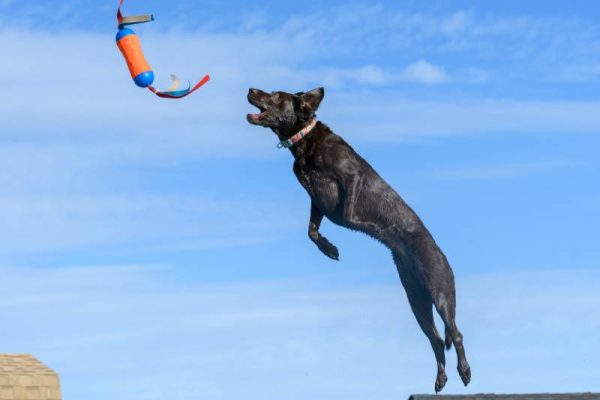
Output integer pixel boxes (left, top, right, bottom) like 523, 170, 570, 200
247, 102, 269, 124
247, 90, 271, 125
247, 109, 267, 122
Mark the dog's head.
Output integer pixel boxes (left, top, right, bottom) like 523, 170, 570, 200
247, 87, 324, 136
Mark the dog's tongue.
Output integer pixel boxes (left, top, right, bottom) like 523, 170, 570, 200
248, 111, 266, 120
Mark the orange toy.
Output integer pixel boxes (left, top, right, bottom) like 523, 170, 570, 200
116, 0, 210, 99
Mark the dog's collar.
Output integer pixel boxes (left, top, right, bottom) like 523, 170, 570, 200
277, 120, 318, 149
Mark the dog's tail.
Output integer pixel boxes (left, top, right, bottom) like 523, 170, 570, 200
444, 326, 453, 350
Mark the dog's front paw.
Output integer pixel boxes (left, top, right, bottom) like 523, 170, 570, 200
318, 237, 339, 260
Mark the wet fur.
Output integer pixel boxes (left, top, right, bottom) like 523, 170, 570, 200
247, 87, 471, 393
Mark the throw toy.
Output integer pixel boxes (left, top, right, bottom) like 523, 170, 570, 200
115, 0, 210, 99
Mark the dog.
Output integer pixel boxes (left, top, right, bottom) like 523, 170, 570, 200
247, 87, 471, 392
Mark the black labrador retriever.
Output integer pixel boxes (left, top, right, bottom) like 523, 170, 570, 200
247, 87, 471, 393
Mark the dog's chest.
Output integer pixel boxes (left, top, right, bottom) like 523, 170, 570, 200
293, 156, 341, 215
294, 155, 323, 191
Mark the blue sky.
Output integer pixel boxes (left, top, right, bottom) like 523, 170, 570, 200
1, 1, 599, 399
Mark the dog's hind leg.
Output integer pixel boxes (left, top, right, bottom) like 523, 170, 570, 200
402, 231, 472, 388
429, 258, 471, 387
394, 253, 448, 393
444, 327, 452, 350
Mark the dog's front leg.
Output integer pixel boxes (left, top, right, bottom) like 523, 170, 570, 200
309, 202, 339, 260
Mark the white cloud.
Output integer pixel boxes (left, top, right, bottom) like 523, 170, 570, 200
297, 61, 450, 87
400, 60, 448, 84
247, 62, 449, 89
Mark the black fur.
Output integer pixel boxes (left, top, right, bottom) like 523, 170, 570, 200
247, 87, 471, 393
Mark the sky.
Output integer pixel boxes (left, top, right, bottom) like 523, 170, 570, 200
0, 0, 599, 399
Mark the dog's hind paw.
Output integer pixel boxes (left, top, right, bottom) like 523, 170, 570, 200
317, 237, 339, 260
458, 360, 471, 386
434, 370, 448, 393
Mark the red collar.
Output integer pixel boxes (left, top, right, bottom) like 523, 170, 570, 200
277, 120, 318, 149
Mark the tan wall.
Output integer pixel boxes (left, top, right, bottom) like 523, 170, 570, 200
0, 355, 61, 400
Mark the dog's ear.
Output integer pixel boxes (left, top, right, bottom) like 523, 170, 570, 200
300, 87, 325, 115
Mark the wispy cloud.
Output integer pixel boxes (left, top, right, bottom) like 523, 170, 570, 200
422, 160, 577, 180
1, 27, 599, 151
0, 191, 302, 253
254, 61, 449, 89
329, 96, 600, 140
1, 264, 599, 400
0, 4, 599, 255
